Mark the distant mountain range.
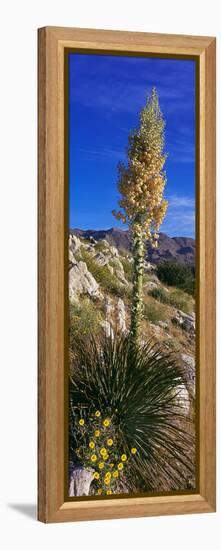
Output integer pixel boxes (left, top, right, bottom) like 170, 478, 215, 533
70, 227, 195, 265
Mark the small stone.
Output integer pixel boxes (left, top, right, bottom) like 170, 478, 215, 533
158, 321, 169, 329
116, 298, 127, 333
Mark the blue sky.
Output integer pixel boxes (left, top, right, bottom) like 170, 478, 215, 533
69, 53, 196, 238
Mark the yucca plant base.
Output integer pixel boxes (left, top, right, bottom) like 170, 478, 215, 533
69, 335, 195, 497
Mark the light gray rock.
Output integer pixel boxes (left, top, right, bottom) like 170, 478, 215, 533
69, 467, 94, 497
100, 320, 114, 339
104, 297, 114, 319
180, 353, 195, 395
107, 264, 114, 275
172, 310, 195, 333
149, 323, 161, 335
69, 249, 76, 265
69, 259, 103, 303
69, 234, 81, 254
94, 252, 109, 266
181, 353, 195, 370
116, 298, 127, 333
174, 384, 190, 414
158, 321, 169, 329
108, 245, 119, 258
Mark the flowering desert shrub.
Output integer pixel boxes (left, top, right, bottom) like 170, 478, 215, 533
72, 410, 137, 495
69, 335, 195, 494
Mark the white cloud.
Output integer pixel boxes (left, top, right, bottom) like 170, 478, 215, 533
167, 195, 195, 208
162, 194, 195, 237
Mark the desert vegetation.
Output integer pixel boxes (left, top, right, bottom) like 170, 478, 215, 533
68, 89, 196, 497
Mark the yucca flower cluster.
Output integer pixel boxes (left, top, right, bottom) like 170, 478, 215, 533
73, 408, 137, 495
112, 87, 168, 245
112, 88, 168, 344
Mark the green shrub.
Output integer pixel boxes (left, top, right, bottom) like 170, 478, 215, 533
168, 289, 192, 314
143, 300, 167, 324
121, 257, 133, 282
69, 299, 103, 343
149, 286, 170, 303
156, 261, 195, 295
94, 240, 108, 253
149, 286, 192, 314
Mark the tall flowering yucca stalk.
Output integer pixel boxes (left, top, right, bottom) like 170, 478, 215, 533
113, 88, 168, 345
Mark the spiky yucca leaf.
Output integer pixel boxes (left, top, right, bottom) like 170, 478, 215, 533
69, 335, 195, 493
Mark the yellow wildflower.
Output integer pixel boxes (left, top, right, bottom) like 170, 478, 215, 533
90, 454, 97, 462
103, 452, 109, 461
103, 419, 110, 427
118, 462, 123, 471
104, 477, 110, 486
98, 462, 104, 470
107, 490, 112, 495
107, 438, 113, 446
131, 447, 137, 455
94, 430, 100, 437
97, 489, 102, 495
79, 419, 84, 426
93, 472, 100, 480
100, 447, 107, 456
110, 463, 114, 468
89, 441, 95, 449
113, 470, 119, 478
121, 454, 127, 462
95, 411, 101, 417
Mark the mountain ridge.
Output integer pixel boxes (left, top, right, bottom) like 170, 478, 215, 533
70, 227, 195, 265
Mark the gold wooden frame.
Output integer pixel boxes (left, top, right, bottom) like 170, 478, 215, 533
38, 26, 216, 523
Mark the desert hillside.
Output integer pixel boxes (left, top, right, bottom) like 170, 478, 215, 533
69, 231, 195, 395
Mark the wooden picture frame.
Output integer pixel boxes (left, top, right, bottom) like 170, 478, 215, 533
38, 26, 216, 523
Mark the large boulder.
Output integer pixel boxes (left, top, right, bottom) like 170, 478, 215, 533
69, 467, 94, 497
69, 259, 103, 303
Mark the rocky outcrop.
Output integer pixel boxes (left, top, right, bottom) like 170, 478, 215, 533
69, 467, 94, 496
68, 230, 195, 369
69, 259, 103, 303
172, 310, 195, 333
101, 297, 127, 337
69, 234, 81, 254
